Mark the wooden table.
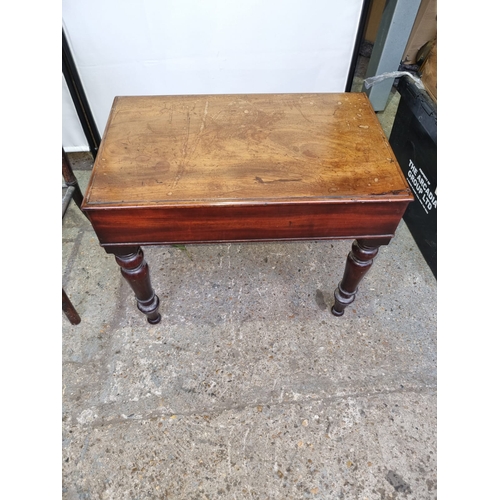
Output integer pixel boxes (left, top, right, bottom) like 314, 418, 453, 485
82, 93, 413, 324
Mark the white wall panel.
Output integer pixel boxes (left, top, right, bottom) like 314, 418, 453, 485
62, 0, 364, 150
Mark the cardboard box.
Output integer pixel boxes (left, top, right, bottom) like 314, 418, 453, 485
363, 0, 386, 44
402, 0, 437, 64
420, 40, 437, 102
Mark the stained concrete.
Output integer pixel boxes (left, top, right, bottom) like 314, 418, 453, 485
62, 59, 436, 499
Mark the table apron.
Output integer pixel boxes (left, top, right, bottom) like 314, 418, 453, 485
84, 201, 410, 246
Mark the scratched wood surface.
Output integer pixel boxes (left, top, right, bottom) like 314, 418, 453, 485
83, 93, 411, 208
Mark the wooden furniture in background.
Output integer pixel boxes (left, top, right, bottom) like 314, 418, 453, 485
82, 93, 413, 324
62, 148, 84, 325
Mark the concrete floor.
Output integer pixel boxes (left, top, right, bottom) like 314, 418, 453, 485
62, 61, 437, 499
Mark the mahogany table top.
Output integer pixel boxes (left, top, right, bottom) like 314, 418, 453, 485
83, 93, 411, 208
82, 93, 412, 246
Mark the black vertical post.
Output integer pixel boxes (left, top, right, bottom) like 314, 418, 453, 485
345, 0, 372, 92
62, 28, 101, 159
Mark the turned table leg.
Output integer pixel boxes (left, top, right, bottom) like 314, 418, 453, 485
332, 238, 388, 317
108, 246, 161, 324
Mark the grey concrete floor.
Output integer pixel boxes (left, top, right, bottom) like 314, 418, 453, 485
62, 61, 436, 499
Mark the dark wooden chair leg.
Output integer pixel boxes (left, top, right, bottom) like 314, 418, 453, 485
109, 246, 161, 324
63, 288, 81, 325
332, 239, 384, 317
62, 148, 84, 209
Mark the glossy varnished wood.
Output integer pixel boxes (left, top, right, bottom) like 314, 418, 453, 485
332, 239, 382, 316
82, 93, 412, 245
111, 246, 161, 324
81, 93, 413, 322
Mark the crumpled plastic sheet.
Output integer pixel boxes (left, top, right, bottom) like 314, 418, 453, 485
364, 71, 425, 90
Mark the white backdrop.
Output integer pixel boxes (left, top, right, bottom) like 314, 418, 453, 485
62, 0, 365, 151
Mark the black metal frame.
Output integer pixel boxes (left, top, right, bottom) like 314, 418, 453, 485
63, 28, 101, 159
345, 0, 372, 92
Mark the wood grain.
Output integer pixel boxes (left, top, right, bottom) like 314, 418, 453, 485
82, 93, 412, 245
83, 93, 411, 206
